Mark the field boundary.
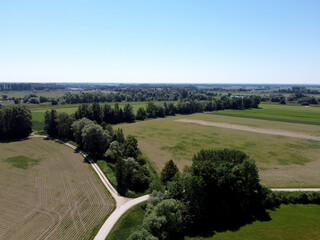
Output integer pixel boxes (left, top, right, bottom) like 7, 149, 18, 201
176, 119, 320, 141
208, 112, 320, 126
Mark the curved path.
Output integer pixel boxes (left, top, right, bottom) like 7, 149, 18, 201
176, 119, 320, 141
31, 134, 149, 240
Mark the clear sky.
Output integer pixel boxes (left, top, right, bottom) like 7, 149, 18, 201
0, 0, 319, 84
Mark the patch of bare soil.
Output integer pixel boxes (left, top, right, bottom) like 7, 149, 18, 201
176, 119, 320, 141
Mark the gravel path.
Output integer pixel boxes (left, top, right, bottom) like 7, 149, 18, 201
176, 119, 320, 141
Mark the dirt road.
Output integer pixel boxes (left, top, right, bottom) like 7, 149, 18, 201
176, 119, 320, 141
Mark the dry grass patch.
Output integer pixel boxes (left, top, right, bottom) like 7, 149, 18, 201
120, 115, 320, 188
0, 138, 114, 240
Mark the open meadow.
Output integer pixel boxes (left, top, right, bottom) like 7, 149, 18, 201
186, 204, 320, 240
211, 102, 320, 125
0, 137, 114, 240
120, 106, 320, 188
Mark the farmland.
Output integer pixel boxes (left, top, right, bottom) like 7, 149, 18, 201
210, 102, 320, 125
120, 109, 320, 188
0, 137, 114, 240
186, 204, 320, 240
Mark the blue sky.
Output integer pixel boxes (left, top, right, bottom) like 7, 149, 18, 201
0, 0, 319, 84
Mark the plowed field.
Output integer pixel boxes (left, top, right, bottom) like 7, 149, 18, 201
0, 138, 114, 240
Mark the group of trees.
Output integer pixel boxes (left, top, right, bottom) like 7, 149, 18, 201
268, 93, 320, 105
0, 105, 32, 140
74, 103, 135, 124
112, 134, 151, 194
278, 86, 320, 95
129, 149, 279, 239
72, 96, 261, 125
43, 110, 151, 194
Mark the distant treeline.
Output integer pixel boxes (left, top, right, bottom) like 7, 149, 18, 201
73, 96, 261, 124
0, 83, 65, 91
277, 86, 320, 94
266, 93, 320, 105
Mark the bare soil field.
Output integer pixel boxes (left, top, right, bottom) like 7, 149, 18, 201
0, 138, 114, 240
176, 119, 320, 141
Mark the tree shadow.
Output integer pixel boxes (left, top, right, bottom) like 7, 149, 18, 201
187, 210, 272, 238
0, 136, 32, 143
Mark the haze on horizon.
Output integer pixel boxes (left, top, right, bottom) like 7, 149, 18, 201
0, 0, 319, 85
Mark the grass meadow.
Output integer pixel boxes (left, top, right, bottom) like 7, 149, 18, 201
186, 204, 320, 240
106, 202, 147, 240
106, 203, 320, 240
0, 137, 115, 240
120, 113, 320, 188
211, 103, 320, 125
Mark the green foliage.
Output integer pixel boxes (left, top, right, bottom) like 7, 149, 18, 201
44, 109, 58, 136
131, 165, 151, 192
104, 141, 123, 163
56, 112, 73, 138
161, 160, 179, 186
81, 124, 111, 156
168, 149, 278, 233
0, 105, 32, 139
275, 191, 320, 205
4, 155, 40, 169
124, 135, 139, 159
128, 229, 158, 240
112, 128, 125, 144
71, 118, 94, 146
107, 202, 147, 240
124, 103, 135, 122
136, 107, 147, 120
130, 198, 187, 240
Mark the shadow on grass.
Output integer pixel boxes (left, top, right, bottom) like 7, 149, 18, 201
187, 211, 272, 238
0, 136, 30, 143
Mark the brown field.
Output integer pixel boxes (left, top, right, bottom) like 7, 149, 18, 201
0, 137, 114, 240
119, 113, 320, 188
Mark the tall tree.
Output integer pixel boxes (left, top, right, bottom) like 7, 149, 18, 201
123, 103, 135, 122
71, 118, 94, 146
44, 109, 58, 136
161, 160, 179, 186
81, 124, 111, 156
91, 102, 102, 123
56, 112, 73, 138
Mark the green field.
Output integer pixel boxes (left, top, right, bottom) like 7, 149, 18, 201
106, 202, 147, 240
211, 103, 320, 125
186, 204, 320, 240
106, 203, 320, 240
120, 113, 320, 188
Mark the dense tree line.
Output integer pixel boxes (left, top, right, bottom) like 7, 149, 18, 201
72, 96, 260, 125
129, 149, 279, 239
0, 83, 65, 91
267, 93, 319, 105
0, 105, 32, 139
278, 86, 320, 94
43, 111, 151, 194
